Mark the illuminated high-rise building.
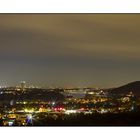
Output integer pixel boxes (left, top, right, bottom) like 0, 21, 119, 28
20, 81, 26, 90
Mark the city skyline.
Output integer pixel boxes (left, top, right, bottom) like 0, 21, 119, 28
0, 14, 140, 88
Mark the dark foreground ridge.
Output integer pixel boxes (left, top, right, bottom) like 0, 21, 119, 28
30, 112, 140, 126
1, 111, 140, 126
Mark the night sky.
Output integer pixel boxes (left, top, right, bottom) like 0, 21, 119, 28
0, 14, 140, 88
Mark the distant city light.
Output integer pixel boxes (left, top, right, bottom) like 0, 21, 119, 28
65, 110, 77, 114
24, 108, 34, 113
52, 102, 55, 106
8, 121, 13, 126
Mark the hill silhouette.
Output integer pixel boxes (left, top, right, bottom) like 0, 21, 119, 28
0, 88, 65, 105
109, 81, 140, 96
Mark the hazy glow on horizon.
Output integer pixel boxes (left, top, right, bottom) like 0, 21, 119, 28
0, 14, 140, 88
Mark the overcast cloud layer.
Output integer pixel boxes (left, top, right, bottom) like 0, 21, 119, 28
0, 14, 139, 88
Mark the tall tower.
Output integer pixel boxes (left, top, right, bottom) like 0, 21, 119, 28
20, 81, 26, 91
